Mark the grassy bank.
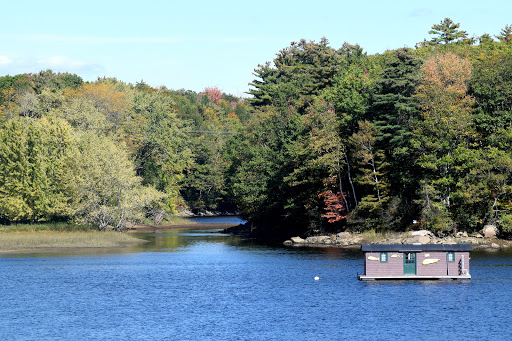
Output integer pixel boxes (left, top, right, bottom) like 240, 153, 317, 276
0, 223, 145, 252
162, 216, 195, 225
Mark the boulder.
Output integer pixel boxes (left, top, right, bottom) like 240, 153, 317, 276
384, 238, 402, 244
410, 230, 432, 237
403, 236, 421, 244
283, 240, 293, 246
318, 236, 330, 243
491, 243, 500, 249
336, 232, 351, 239
305, 236, 319, 244
339, 239, 352, 246
310, 236, 330, 244
442, 237, 456, 244
418, 236, 431, 244
291, 237, 306, 244
350, 235, 364, 244
482, 224, 497, 238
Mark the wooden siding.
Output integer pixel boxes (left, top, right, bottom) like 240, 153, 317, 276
364, 251, 470, 277
365, 252, 404, 276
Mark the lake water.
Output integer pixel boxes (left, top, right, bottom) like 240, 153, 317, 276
1, 225, 511, 340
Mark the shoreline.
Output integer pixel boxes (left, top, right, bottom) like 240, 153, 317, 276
283, 230, 512, 251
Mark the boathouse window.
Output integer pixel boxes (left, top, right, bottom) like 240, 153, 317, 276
447, 252, 455, 262
380, 252, 388, 262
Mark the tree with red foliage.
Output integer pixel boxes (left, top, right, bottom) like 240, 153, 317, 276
204, 86, 222, 104
318, 189, 348, 223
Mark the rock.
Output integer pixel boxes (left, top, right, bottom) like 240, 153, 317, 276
305, 236, 318, 244
418, 236, 431, 244
283, 240, 293, 246
438, 237, 455, 244
340, 239, 352, 246
471, 233, 483, 238
318, 236, 330, 244
305, 236, 330, 244
291, 237, 305, 244
491, 243, 500, 249
456, 231, 468, 238
350, 235, 363, 244
410, 230, 432, 237
384, 238, 402, 244
336, 232, 351, 239
403, 236, 421, 244
482, 224, 497, 238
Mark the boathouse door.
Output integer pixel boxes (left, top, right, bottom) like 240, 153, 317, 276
403, 252, 417, 275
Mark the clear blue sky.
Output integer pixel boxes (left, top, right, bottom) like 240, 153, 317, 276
1, 0, 510, 97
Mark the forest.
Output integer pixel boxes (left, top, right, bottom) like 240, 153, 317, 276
2, 18, 512, 238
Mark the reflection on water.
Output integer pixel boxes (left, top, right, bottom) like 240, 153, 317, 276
186, 215, 247, 224
1, 228, 511, 341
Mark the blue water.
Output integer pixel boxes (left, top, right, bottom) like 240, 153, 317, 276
1, 229, 511, 341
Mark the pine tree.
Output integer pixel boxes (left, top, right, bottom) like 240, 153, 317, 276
495, 25, 512, 43
428, 18, 468, 45
370, 48, 423, 226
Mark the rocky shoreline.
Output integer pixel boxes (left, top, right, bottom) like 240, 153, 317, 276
284, 229, 512, 251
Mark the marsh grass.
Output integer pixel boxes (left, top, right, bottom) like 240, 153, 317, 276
0, 229, 145, 251
0, 222, 96, 232
158, 216, 195, 225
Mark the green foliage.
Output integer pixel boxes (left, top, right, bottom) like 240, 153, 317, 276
68, 132, 165, 229
5, 22, 512, 238
499, 214, 512, 233
0, 117, 75, 222
470, 50, 512, 142
248, 38, 342, 111
428, 18, 469, 45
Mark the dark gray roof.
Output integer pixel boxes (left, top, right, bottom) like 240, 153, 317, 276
361, 244, 472, 252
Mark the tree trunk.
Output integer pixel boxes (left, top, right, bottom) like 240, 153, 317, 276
345, 152, 358, 208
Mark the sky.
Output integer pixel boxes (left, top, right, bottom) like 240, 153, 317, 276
1, 0, 511, 97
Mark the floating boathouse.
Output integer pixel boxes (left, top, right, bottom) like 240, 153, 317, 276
358, 244, 472, 280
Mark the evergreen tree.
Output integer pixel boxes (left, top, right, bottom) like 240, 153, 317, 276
370, 48, 423, 226
428, 18, 468, 45
496, 24, 512, 43
248, 38, 342, 111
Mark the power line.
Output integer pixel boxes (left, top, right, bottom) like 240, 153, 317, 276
187, 130, 237, 134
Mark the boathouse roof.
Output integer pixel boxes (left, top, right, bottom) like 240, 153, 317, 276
361, 244, 472, 252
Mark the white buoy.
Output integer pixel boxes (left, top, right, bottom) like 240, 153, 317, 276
314, 276, 320, 280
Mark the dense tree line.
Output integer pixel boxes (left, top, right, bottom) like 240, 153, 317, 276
0, 73, 248, 228
2, 19, 512, 239
226, 19, 512, 237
